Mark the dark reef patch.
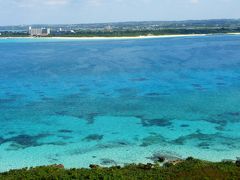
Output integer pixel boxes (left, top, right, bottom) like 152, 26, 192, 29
55, 111, 68, 116
83, 134, 103, 142
171, 130, 240, 150
191, 84, 208, 91
66, 93, 81, 99
115, 88, 138, 97
69, 148, 91, 156
159, 93, 171, 96
100, 158, 117, 166
58, 129, 73, 133
147, 152, 182, 162
216, 82, 226, 86
48, 157, 59, 163
141, 118, 172, 127
0, 137, 5, 144
78, 84, 86, 87
172, 131, 213, 145
214, 119, 228, 126
197, 142, 210, 149
221, 141, 239, 149
97, 141, 130, 149
191, 84, 202, 88
224, 112, 240, 117
217, 112, 240, 118
204, 118, 228, 129
115, 140, 131, 146
6, 94, 25, 99
130, 78, 148, 82
215, 125, 225, 131
180, 124, 190, 128
2, 134, 50, 150
4, 134, 49, 147
7, 131, 16, 135
111, 132, 119, 135
0, 98, 16, 104
6, 143, 25, 151
47, 154, 60, 163
41, 97, 54, 101
45, 141, 67, 146
23, 84, 32, 88
58, 135, 73, 140
68, 141, 131, 156
1, 134, 70, 150
79, 88, 90, 92
145, 93, 161, 96
215, 76, 225, 81
204, 112, 240, 131
140, 134, 167, 147
84, 112, 100, 124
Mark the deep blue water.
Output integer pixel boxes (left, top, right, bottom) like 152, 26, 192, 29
0, 35, 240, 171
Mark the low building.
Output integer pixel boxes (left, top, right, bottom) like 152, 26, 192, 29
29, 26, 51, 36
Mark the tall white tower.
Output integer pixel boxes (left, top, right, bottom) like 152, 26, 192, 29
29, 26, 32, 34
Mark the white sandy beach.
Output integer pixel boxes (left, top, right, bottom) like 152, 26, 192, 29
227, 32, 240, 35
0, 34, 209, 40
49, 34, 208, 40
0, 33, 239, 42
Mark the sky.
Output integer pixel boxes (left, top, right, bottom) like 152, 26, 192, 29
0, 0, 239, 25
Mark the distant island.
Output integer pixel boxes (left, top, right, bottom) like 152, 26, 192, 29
0, 19, 240, 38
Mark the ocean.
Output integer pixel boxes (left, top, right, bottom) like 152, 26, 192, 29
0, 35, 240, 171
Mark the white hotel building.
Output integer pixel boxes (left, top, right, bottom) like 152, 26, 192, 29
29, 27, 51, 36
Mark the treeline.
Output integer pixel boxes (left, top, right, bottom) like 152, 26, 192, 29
1, 158, 240, 179
0, 32, 28, 37
49, 27, 240, 37
1, 27, 240, 37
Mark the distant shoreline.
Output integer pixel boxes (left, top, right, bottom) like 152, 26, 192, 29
0, 33, 239, 41
48, 34, 208, 40
0, 34, 207, 40
0, 33, 237, 40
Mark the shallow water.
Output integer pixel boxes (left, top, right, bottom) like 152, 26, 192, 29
0, 35, 240, 171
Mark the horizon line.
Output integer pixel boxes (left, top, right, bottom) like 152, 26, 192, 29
1, 18, 240, 27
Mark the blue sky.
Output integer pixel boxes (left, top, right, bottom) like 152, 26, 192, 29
0, 0, 239, 25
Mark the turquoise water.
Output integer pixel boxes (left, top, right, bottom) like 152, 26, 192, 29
0, 35, 240, 171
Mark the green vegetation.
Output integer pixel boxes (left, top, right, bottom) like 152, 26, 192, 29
1, 158, 240, 179
1, 19, 240, 37
0, 32, 28, 37
1, 27, 240, 38
50, 28, 240, 37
